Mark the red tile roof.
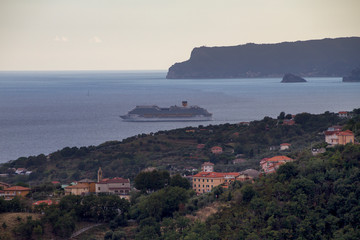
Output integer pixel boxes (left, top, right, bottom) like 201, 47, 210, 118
33, 200, 57, 206
280, 143, 291, 146
98, 177, 129, 184
5, 186, 30, 191
338, 130, 354, 136
266, 156, 293, 162
202, 162, 214, 166
65, 183, 89, 189
193, 172, 239, 178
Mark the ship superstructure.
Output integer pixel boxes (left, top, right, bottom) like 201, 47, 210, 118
121, 101, 212, 122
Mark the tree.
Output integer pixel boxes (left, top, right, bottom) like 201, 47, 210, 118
170, 174, 191, 189
134, 170, 170, 192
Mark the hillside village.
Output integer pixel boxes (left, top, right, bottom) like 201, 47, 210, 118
0, 109, 359, 239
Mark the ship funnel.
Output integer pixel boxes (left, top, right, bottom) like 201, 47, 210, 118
182, 101, 188, 107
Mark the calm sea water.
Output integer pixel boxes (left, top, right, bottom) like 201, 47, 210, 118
0, 71, 359, 163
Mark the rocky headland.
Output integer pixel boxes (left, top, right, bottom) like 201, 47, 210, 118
166, 37, 360, 79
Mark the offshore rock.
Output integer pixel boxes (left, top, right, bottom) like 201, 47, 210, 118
281, 73, 307, 83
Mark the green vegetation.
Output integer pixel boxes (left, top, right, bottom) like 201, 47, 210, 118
1, 109, 360, 239
0, 110, 352, 185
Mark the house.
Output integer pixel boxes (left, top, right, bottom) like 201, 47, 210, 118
338, 111, 348, 118
96, 177, 131, 196
192, 172, 240, 193
201, 162, 214, 172
338, 130, 355, 145
280, 143, 291, 151
237, 169, 260, 182
78, 179, 96, 193
260, 156, 293, 174
325, 127, 355, 145
3, 186, 31, 200
64, 183, 90, 196
211, 146, 223, 154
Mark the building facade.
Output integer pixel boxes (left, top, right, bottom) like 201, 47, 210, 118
3, 186, 30, 200
192, 172, 240, 193
95, 177, 131, 196
64, 183, 90, 196
201, 162, 214, 172
260, 156, 294, 174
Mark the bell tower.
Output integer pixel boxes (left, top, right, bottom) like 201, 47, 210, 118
97, 167, 103, 182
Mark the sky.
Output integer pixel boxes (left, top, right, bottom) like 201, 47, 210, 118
0, 0, 359, 71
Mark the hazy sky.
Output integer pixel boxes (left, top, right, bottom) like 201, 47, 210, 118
1, 0, 359, 71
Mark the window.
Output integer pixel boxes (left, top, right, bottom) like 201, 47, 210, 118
207, 179, 209, 182
98, 187, 100, 191
211, 180, 213, 182
202, 179, 204, 182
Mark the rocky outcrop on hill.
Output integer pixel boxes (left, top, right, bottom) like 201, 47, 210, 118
281, 73, 307, 83
166, 37, 360, 79
343, 67, 360, 82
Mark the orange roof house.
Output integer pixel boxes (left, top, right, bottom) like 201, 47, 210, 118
3, 186, 30, 200
338, 130, 355, 145
260, 156, 293, 174
338, 111, 348, 118
325, 127, 354, 146
192, 171, 240, 193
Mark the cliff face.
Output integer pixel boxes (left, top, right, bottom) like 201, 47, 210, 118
166, 37, 360, 79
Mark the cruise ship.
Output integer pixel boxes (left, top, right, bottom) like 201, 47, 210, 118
120, 101, 212, 122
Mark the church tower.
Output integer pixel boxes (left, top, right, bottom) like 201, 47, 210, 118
97, 167, 103, 182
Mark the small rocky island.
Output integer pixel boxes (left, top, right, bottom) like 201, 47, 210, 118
343, 67, 360, 82
281, 73, 307, 83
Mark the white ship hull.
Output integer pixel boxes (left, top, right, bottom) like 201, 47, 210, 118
121, 115, 212, 122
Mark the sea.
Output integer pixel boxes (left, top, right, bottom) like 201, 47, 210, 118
1, 70, 360, 163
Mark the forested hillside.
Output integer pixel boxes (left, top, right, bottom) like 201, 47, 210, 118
0, 110, 350, 184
